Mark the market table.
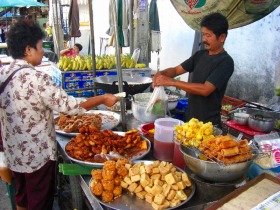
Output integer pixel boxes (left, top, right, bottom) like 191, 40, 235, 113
55, 111, 224, 210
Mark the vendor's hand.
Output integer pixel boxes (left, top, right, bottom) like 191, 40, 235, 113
153, 74, 175, 87
102, 94, 120, 107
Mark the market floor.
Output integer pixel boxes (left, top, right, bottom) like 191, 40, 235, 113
0, 180, 62, 210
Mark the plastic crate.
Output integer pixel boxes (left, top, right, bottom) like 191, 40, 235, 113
221, 96, 246, 116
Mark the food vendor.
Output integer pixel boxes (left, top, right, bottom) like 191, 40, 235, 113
153, 13, 234, 128
0, 19, 119, 210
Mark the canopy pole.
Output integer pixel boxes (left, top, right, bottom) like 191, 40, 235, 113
87, 0, 97, 96
111, 0, 127, 131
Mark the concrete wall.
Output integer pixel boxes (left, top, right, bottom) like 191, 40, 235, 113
76, 1, 280, 105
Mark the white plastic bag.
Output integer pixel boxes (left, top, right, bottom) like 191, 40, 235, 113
145, 86, 168, 116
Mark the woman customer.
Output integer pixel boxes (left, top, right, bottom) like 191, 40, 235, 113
0, 19, 119, 210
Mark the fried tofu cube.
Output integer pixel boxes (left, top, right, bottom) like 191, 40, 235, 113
129, 167, 140, 176
152, 167, 160, 174
151, 185, 163, 196
151, 174, 161, 180
140, 165, 146, 174
160, 175, 166, 181
171, 184, 179, 190
154, 194, 165, 205
140, 173, 150, 187
175, 190, 187, 201
125, 163, 132, 170
163, 184, 171, 197
128, 182, 138, 193
131, 174, 141, 183
124, 176, 132, 185
144, 164, 153, 174
166, 189, 176, 201
121, 181, 128, 189
169, 199, 181, 207
158, 165, 170, 175
165, 173, 176, 185
136, 190, 147, 200
151, 202, 165, 210
177, 181, 186, 190
182, 173, 192, 187
159, 161, 167, 167
145, 193, 154, 203
134, 184, 143, 193
144, 186, 153, 194
154, 179, 163, 186
152, 160, 160, 167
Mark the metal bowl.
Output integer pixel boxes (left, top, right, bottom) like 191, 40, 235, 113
179, 145, 257, 183
248, 114, 275, 133
233, 113, 249, 125
93, 75, 152, 95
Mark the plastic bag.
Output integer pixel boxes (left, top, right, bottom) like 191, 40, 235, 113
145, 86, 167, 116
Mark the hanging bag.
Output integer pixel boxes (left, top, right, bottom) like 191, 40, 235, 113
145, 86, 168, 116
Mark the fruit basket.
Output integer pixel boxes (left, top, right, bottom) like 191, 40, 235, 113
221, 96, 246, 116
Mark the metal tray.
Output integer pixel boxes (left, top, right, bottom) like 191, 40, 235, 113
64, 132, 151, 168
55, 110, 120, 136
89, 160, 196, 210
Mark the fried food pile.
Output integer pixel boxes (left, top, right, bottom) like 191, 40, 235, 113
200, 135, 254, 164
65, 126, 148, 162
90, 159, 130, 202
121, 160, 192, 209
56, 113, 102, 132
90, 159, 192, 209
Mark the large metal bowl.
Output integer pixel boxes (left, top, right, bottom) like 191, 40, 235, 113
93, 75, 152, 95
179, 144, 258, 183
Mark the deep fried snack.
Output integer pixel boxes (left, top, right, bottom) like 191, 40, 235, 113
102, 180, 115, 191
239, 146, 251, 153
101, 190, 114, 203
90, 181, 103, 196
238, 139, 249, 148
220, 140, 237, 149
220, 146, 239, 156
113, 186, 122, 198
117, 165, 128, 177
114, 176, 122, 186
91, 169, 103, 181
102, 169, 117, 181
116, 158, 130, 168
103, 160, 116, 171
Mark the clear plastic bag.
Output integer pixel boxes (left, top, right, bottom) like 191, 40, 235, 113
145, 86, 168, 116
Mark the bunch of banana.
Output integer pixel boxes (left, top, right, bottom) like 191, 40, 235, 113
136, 63, 146, 68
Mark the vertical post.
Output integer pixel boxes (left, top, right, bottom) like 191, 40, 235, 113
88, 0, 97, 96
111, 0, 127, 131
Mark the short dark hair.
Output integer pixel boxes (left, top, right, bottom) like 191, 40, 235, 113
6, 19, 45, 59
74, 43, 83, 51
200, 13, 229, 38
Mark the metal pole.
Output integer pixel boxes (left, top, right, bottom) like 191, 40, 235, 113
129, 0, 134, 54
88, 0, 97, 97
111, 0, 127, 131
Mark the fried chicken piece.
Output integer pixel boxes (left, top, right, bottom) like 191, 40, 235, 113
101, 191, 114, 203
102, 180, 115, 191
117, 165, 128, 177
91, 169, 103, 180
116, 158, 130, 167
103, 160, 116, 171
113, 186, 122, 198
90, 181, 103, 196
114, 175, 122, 186
102, 169, 116, 181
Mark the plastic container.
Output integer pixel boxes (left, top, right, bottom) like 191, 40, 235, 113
173, 140, 186, 169
154, 118, 183, 161
176, 98, 189, 111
